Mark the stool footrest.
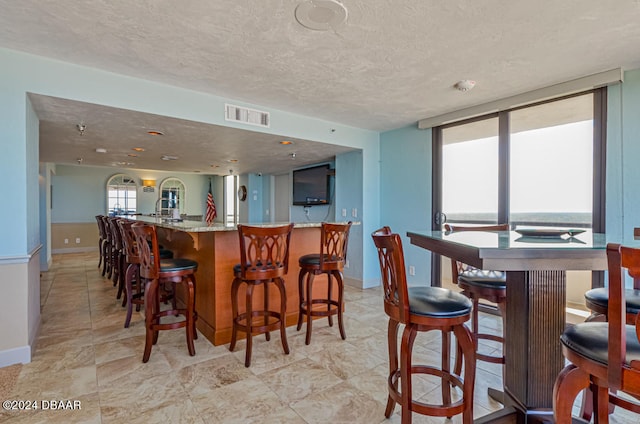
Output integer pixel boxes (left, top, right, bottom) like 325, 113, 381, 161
388, 367, 467, 417
300, 298, 340, 317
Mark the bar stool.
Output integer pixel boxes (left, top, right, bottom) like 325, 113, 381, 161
372, 227, 476, 424
444, 223, 509, 370
118, 220, 144, 328
109, 217, 126, 297
229, 223, 294, 367
297, 221, 352, 344
553, 243, 640, 423
132, 222, 198, 363
95, 215, 107, 270
100, 215, 113, 277
576, 249, 640, 420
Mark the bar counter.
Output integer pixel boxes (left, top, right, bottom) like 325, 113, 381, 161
125, 216, 341, 346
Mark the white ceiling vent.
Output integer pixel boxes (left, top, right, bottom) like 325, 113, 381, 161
225, 104, 270, 128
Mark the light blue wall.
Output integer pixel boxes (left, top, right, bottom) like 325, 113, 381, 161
335, 151, 364, 282
607, 69, 640, 242
0, 46, 379, 274
50, 165, 219, 223
379, 125, 432, 285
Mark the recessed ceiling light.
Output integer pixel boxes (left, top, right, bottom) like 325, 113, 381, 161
95, 148, 107, 153
161, 155, 178, 161
147, 130, 164, 136
128, 153, 138, 157
295, 0, 348, 31
132, 147, 145, 152
228, 159, 238, 163
280, 140, 293, 145
211, 164, 220, 168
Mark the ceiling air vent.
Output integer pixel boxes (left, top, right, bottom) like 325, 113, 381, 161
225, 104, 270, 128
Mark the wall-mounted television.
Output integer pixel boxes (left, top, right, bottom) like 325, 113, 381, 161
292, 164, 331, 206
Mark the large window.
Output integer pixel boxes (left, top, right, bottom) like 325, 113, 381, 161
224, 175, 238, 226
436, 91, 603, 230
107, 174, 137, 215
434, 89, 606, 301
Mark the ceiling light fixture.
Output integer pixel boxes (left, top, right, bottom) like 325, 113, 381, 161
95, 148, 107, 153
132, 147, 145, 152
295, 0, 348, 31
147, 130, 164, 136
161, 155, 178, 161
77, 123, 86, 135
454, 79, 476, 92
280, 140, 293, 145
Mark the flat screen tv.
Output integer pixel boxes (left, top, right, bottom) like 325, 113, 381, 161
292, 164, 331, 206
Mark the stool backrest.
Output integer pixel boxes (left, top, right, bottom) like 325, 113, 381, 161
237, 224, 294, 281
371, 227, 410, 324
607, 243, 640, 390
132, 223, 160, 280
109, 217, 123, 251
118, 219, 139, 264
444, 223, 509, 282
318, 222, 352, 271
102, 216, 112, 244
96, 215, 106, 240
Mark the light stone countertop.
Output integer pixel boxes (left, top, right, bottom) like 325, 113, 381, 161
120, 215, 356, 233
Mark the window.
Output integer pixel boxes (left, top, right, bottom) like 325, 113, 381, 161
436, 91, 603, 230
433, 89, 607, 298
159, 178, 185, 216
224, 175, 238, 226
107, 174, 137, 215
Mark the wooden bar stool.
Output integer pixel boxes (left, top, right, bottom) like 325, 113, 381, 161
444, 223, 508, 370
132, 222, 198, 363
372, 227, 476, 424
229, 224, 294, 367
100, 215, 113, 277
553, 243, 640, 423
95, 215, 107, 270
297, 221, 352, 345
108, 217, 126, 298
118, 219, 144, 328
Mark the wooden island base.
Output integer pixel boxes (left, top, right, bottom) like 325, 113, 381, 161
156, 225, 333, 346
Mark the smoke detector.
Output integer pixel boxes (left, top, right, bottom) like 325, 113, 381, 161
454, 80, 476, 92
295, 0, 348, 31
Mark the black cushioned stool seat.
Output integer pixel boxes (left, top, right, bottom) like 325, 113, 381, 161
584, 287, 640, 316
561, 322, 640, 366
407, 286, 472, 317
458, 269, 506, 289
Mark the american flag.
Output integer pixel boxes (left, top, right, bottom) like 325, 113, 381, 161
205, 181, 217, 225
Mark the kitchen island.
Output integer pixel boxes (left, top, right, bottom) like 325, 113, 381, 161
126, 217, 338, 346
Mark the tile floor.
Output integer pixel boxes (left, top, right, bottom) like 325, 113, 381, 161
1, 252, 637, 423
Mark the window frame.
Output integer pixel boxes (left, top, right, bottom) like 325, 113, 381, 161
431, 88, 607, 287
106, 173, 137, 215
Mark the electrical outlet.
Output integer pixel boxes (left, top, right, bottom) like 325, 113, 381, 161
64, 238, 69, 244
75, 237, 81, 244
409, 265, 415, 276
351, 208, 357, 217
341, 208, 347, 217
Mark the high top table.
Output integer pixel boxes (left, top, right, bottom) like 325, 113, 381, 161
407, 229, 608, 424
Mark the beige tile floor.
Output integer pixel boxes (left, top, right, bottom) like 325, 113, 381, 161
0, 251, 637, 423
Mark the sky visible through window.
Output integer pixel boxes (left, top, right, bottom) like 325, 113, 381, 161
443, 120, 592, 220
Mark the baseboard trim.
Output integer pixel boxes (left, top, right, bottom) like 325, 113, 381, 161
0, 345, 31, 367
51, 247, 98, 254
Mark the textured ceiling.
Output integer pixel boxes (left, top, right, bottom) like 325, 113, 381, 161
3, 1, 640, 174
